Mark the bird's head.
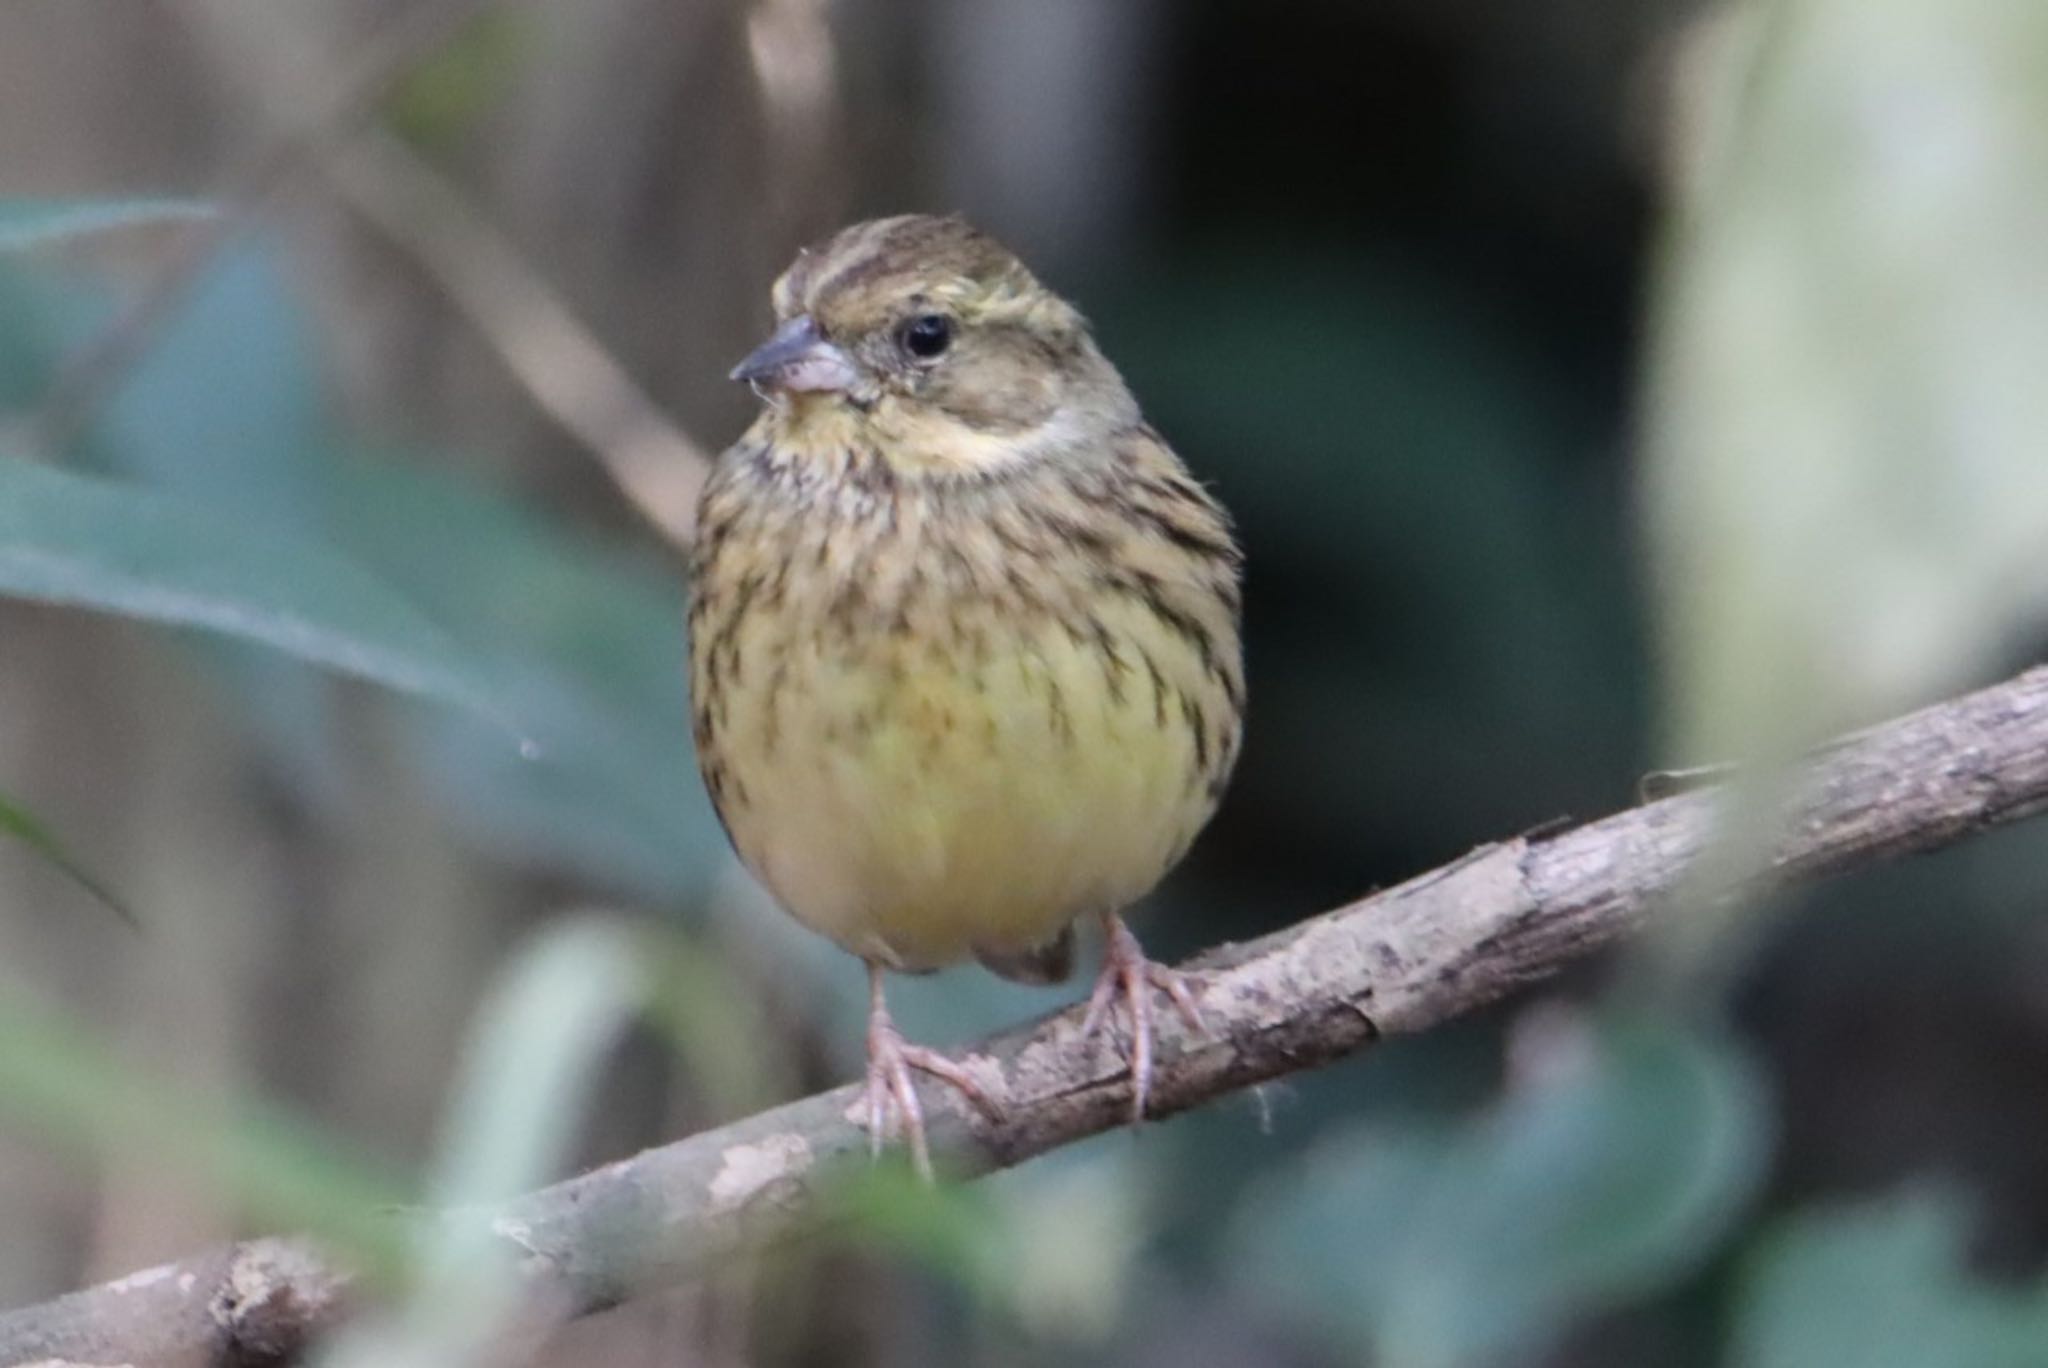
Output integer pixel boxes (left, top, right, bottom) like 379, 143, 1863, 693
731, 214, 1135, 478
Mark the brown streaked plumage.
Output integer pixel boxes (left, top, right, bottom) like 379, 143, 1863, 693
689, 213, 1244, 1175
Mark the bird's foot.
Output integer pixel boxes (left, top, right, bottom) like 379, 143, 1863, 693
1080, 914, 1209, 1124
864, 970, 999, 1181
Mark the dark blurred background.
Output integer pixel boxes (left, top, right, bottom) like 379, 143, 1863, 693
4, 2, 2046, 1365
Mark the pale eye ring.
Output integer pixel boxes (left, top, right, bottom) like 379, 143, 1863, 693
897, 313, 953, 361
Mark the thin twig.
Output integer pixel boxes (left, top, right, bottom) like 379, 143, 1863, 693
34, 0, 714, 548
29, 0, 501, 454
325, 126, 712, 547
5, 666, 2048, 1366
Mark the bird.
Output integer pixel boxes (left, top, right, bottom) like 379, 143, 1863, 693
688, 213, 1245, 1177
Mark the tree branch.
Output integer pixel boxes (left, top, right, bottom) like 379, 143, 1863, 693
7, 666, 2048, 1366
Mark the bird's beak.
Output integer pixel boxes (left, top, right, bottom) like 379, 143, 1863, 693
729, 314, 858, 394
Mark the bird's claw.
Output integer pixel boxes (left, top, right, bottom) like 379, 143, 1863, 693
1081, 914, 1209, 1124
864, 977, 1000, 1181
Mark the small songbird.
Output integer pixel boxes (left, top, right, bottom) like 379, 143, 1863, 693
689, 214, 1245, 1175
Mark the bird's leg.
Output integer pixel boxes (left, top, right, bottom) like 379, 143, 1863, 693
863, 962, 997, 1181
1080, 912, 1209, 1124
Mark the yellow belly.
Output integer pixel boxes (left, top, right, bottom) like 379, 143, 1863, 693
704, 598, 1219, 971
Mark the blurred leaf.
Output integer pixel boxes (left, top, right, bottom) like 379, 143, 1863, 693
0, 196, 214, 253
827, 1159, 1011, 1290
1646, 0, 2048, 766
824, 1147, 1150, 1345
0, 260, 85, 411
1640, 0, 2048, 989
0, 987, 409, 1269
0, 452, 520, 739
385, 12, 532, 149
643, 930, 798, 1115
1733, 1191, 2048, 1368
425, 917, 646, 1213
1232, 1018, 1769, 1368
93, 245, 391, 802
0, 785, 135, 927
330, 454, 724, 904
98, 246, 330, 520
990, 1150, 1154, 1343
46, 239, 724, 905
318, 917, 648, 1368
1231, 1122, 1446, 1341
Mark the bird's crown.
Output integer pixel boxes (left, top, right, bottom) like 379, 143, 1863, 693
770, 214, 1076, 339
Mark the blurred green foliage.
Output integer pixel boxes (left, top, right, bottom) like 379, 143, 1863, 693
384, 13, 533, 151
317, 919, 652, 1368
0, 451, 511, 730
0, 988, 411, 1273
1233, 1019, 1768, 1367
5, 236, 731, 909
1733, 1193, 2048, 1368
1648, 0, 2048, 760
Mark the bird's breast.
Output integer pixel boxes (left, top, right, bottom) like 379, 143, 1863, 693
688, 479, 1236, 972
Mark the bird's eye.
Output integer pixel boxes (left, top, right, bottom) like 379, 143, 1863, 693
897, 313, 953, 360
